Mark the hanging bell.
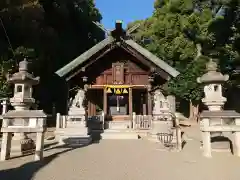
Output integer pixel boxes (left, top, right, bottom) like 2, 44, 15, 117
115, 88, 121, 95
122, 88, 128, 94
106, 88, 112, 93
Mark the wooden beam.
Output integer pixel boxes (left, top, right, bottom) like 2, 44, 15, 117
120, 44, 153, 68
154, 68, 171, 81
103, 71, 148, 75
103, 88, 107, 115
83, 44, 117, 69
121, 44, 171, 80
89, 84, 147, 89
66, 44, 117, 81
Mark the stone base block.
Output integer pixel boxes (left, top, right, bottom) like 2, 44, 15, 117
107, 121, 131, 130
10, 138, 35, 156
211, 141, 231, 151
101, 130, 139, 140
58, 135, 92, 146
147, 133, 159, 142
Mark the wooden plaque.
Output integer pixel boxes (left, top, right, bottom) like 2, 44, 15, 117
112, 63, 124, 84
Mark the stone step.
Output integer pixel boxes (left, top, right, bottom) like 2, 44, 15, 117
103, 129, 134, 133
59, 135, 92, 146
101, 130, 139, 140
67, 123, 86, 128
107, 121, 131, 130
55, 128, 89, 136
66, 126, 87, 129
56, 130, 88, 136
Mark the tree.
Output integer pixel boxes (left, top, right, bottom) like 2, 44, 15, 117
129, 0, 240, 120
0, 0, 105, 113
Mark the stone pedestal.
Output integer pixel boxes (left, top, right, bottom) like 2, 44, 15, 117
68, 107, 85, 121
11, 133, 35, 155
149, 121, 172, 142
202, 98, 226, 111
57, 120, 91, 146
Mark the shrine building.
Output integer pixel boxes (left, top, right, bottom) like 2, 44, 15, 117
55, 21, 179, 121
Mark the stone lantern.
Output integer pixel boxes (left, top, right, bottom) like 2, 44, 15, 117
197, 58, 230, 151
7, 58, 39, 111
197, 59, 229, 111
1, 58, 44, 157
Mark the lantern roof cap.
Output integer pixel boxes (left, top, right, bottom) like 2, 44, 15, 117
197, 59, 229, 83
7, 58, 39, 85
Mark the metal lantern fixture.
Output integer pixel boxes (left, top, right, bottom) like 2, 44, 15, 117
82, 76, 88, 83
148, 75, 154, 83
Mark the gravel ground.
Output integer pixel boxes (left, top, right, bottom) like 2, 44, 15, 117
0, 125, 240, 180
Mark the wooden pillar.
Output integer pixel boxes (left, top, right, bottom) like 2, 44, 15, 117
129, 87, 133, 116
92, 104, 96, 116
84, 85, 89, 118
129, 87, 133, 128
103, 88, 107, 115
88, 100, 91, 116
147, 86, 152, 115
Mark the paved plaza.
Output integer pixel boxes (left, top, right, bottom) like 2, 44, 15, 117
0, 125, 240, 180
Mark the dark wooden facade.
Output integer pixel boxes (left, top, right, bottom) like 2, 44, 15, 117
87, 48, 150, 86
55, 21, 179, 121
84, 48, 152, 120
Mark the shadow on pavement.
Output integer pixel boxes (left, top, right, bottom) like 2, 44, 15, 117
0, 143, 90, 180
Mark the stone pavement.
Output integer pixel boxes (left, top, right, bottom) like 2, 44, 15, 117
0, 125, 240, 180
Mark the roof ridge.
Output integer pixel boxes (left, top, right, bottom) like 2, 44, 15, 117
55, 35, 180, 79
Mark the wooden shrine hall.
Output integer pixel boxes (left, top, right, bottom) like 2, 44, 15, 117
55, 21, 179, 121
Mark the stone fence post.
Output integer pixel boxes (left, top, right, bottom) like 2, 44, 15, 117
1, 99, 8, 115
56, 113, 61, 129
132, 112, 136, 129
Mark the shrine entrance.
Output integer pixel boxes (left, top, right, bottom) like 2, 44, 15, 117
108, 94, 128, 116
105, 85, 130, 121
87, 85, 149, 121
56, 21, 179, 122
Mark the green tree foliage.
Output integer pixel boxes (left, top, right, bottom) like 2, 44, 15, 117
0, 0, 104, 74
0, 0, 104, 103
130, 0, 240, 103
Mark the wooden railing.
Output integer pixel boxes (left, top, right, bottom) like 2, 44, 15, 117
133, 114, 152, 130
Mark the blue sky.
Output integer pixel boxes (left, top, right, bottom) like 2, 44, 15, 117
95, 0, 155, 30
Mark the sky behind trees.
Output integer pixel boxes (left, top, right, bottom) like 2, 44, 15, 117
95, 0, 155, 29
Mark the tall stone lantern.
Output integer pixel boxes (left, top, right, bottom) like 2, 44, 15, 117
197, 58, 230, 150
197, 59, 229, 111
7, 59, 40, 152
7, 59, 39, 111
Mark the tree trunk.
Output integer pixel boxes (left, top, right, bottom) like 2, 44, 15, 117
189, 100, 199, 121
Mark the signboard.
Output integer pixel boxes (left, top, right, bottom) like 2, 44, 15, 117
112, 63, 124, 84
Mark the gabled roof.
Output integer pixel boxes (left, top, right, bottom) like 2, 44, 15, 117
55, 22, 180, 79
56, 36, 114, 77
124, 40, 179, 77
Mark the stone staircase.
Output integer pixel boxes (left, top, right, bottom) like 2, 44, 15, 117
100, 121, 139, 140
55, 121, 92, 146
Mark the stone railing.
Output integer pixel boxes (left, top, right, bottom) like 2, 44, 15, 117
133, 113, 152, 130
56, 113, 104, 129
56, 113, 68, 129
200, 110, 240, 157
